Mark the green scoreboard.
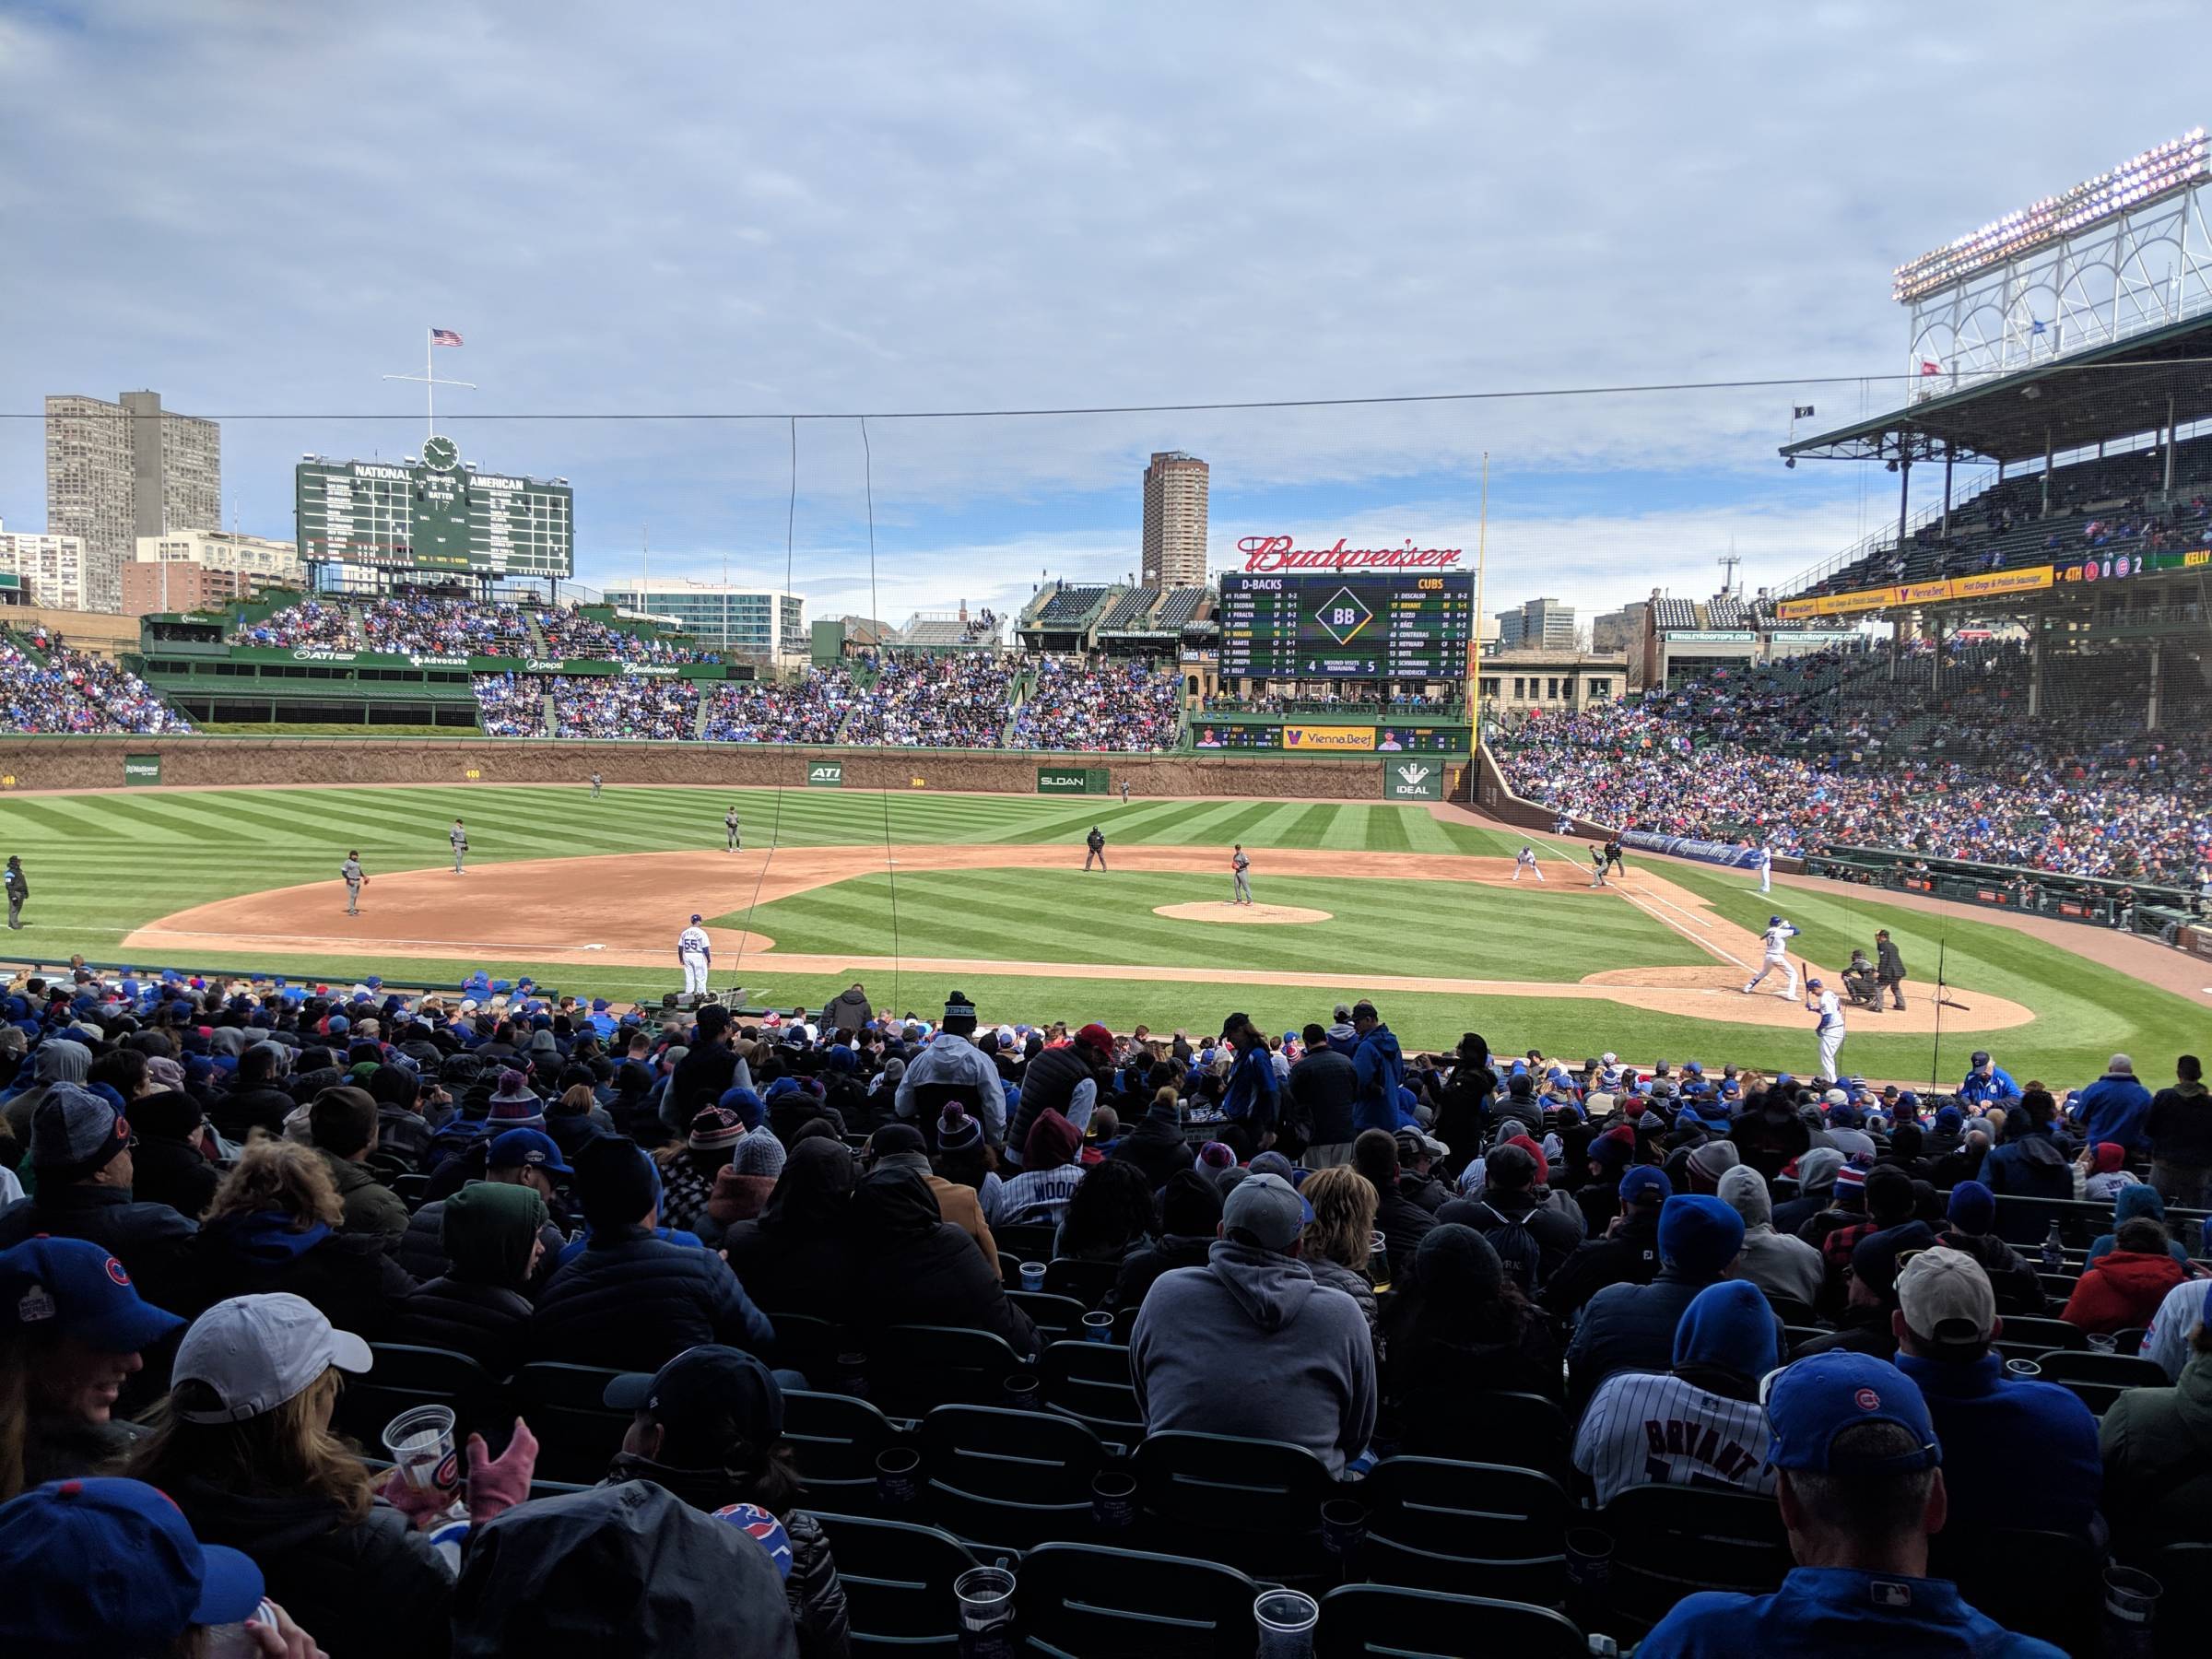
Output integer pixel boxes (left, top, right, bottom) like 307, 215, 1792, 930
1217, 571, 1474, 677
295, 434, 573, 577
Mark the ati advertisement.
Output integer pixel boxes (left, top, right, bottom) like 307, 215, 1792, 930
1192, 724, 1467, 754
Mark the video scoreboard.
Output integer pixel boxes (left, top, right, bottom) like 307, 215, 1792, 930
1217, 571, 1474, 677
296, 434, 573, 578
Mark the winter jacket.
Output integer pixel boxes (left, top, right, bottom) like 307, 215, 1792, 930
1288, 1048, 1359, 1149
375, 1105, 437, 1168
1219, 1040, 1280, 1137
1434, 1189, 1583, 1291
1715, 1165, 1824, 1308
1540, 1209, 1664, 1318
2100, 1350, 2212, 1548
210, 1082, 298, 1142
396, 1191, 566, 1292
2060, 1248, 2190, 1335
1372, 1174, 1439, 1284
1005, 1043, 1101, 1162
128, 1090, 221, 1221
196, 1211, 416, 1338
157, 1474, 453, 1659
2147, 1081, 2212, 1171
1977, 1126, 2074, 1242
1566, 1266, 1770, 1416
318, 1148, 410, 1250
532, 1223, 776, 1369
1108, 1110, 1195, 1188
1384, 1304, 1562, 1410
1130, 1239, 1376, 1477
0, 1181, 200, 1318
1112, 1233, 1216, 1313
2077, 1072, 2155, 1153
1959, 1066, 2020, 1108
1306, 1256, 1381, 1335
825, 987, 874, 1036
1352, 1026, 1410, 1135
843, 1166, 1039, 1358
877, 1155, 999, 1278
18, 1413, 139, 1489
1895, 1351, 2102, 1539
720, 1139, 859, 1316
1935, 1227, 2044, 1315
383, 1277, 535, 1378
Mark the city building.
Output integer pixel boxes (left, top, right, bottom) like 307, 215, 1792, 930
1591, 601, 1645, 654
596, 577, 805, 659
46, 391, 221, 612
0, 521, 100, 613
1494, 596, 1577, 650
1141, 452, 1210, 589
1476, 648, 1627, 720
124, 530, 303, 618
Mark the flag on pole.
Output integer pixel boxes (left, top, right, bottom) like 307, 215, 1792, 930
1792, 405, 1815, 419
1919, 359, 1942, 377
2029, 319, 2047, 335
430, 328, 464, 347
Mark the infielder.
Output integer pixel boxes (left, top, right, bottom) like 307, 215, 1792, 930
1588, 845, 1608, 888
1230, 843, 1253, 905
678, 912, 712, 997
450, 818, 468, 875
1743, 915, 1800, 996
4, 855, 24, 930
1754, 843, 1773, 894
724, 806, 743, 852
1512, 844, 1543, 883
1806, 975, 1846, 1080
340, 851, 367, 916
1085, 826, 1107, 870
590, 771, 603, 799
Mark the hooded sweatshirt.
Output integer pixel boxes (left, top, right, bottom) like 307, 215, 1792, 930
1770, 1146, 1843, 1238
1351, 1025, 1409, 1135
2146, 1077, 2212, 1171
1717, 1164, 1823, 1308
2088, 1184, 2194, 1268
1129, 1238, 1376, 1476
1, 1038, 88, 1147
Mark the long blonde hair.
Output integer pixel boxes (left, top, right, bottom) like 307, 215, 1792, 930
1301, 1164, 1379, 1273
206, 1138, 343, 1230
128, 1367, 373, 1523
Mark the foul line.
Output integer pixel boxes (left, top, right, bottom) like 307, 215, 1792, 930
1533, 836, 1755, 976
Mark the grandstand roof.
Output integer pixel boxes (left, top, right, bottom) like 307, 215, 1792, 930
1782, 313, 2212, 466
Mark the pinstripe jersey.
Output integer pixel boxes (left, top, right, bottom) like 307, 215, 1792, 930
1571, 1371, 1777, 1507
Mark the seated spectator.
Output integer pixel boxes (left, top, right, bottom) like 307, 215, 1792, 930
128, 1293, 464, 1658
1131, 1172, 1375, 1477
1635, 1353, 2061, 1657
1936, 1180, 2045, 1313
382, 1182, 548, 1379
369, 1063, 443, 1168
721, 1137, 857, 1315
2077, 1142, 2139, 1203
1, 1036, 90, 1148
1436, 1138, 1583, 1289
1796, 1218, 1936, 1361
1573, 1278, 1780, 1505
1889, 1247, 2101, 1540
1978, 1088, 2074, 1241
0, 1236, 185, 1500
1054, 1156, 1153, 1265
2062, 1217, 2190, 1335
1109, 1086, 1196, 1186
195, 1140, 415, 1339
2088, 1182, 2194, 1268
1353, 1127, 1436, 1283
600, 1345, 849, 1657
1769, 1146, 1842, 1237
311, 1086, 409, 1251
1383, 1223, 1561, 1414
1717, 1163, 1822, 1308
1567, 1194, 1750, 1415
2100, 1312, 2212, 1551
1113, 1169, 1225, 1313
2142, 1276, 2212, 1381
659, 1107, 744, 1236
2145, 1053, 2212, 1206
1291, 1164, 1381, 1333
701, 1127, 792, 1239
844, 1163, 1038, 1359
398, 1127, 571, 1288
531, 1136, 775, 1369
0, 1081, 199, 1319
0, 1476, 298, 1656
982, 1110, 1087, 1227
1544, 1166, 1672, 1318
127, 1079, 220, 1222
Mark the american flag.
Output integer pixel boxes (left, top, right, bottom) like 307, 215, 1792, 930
429, 328, 464, 347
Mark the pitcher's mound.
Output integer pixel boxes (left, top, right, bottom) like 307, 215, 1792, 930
1154, 901, 1332, 925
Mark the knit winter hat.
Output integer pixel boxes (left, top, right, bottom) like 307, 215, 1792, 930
2091, 1141, 2126, 1174
1945, 1180, 1996, 1235
1198, 1141, 1237, 1172
730, 1130, 787, 1180
1023, 1109, 1081, 1172
1159, 1169, 1223, 1238
1415, 1222, 1504, 1302
688, 1107, 746, 1153
1673, 1278, 1781, 1380
574, 1136, 660, 1232
1656, 1194, 1746, 1276
717, 1087, 767, 1132
1685, 1139, 1742, 1194
1589, 1124, 1636, 1171
936, 1104, 982, 1153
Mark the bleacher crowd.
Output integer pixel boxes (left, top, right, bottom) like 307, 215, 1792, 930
1012, 660, 1182, 752
0, 629, 193, 735
0, 957, 2206, 1654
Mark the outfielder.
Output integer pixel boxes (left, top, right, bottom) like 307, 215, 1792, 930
590, 771, 603, 798
340, 851, 367, 916
1120, 780, 1131, 805
1230, 844, 1253, 905
1753, 843, 1773, 894
1742, 915, 1799, 996
450, 818, 468, 875
1512, 844, 1543, 883
678, 912, 712, 997
724, 806, 743, 852
1085, 826, 1106, 870
1806, 975, 1846, 1080
4, 855, 24, 930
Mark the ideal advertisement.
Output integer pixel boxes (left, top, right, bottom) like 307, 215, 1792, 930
1620, 830, 1763, 869
1382, 759, 1444, 801
1281, 724, 1376, 752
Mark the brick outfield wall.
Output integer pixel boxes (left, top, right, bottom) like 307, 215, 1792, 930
0, 737, 1399, 800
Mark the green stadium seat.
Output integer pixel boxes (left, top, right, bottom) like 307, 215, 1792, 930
1015, 1541, 1257, 1659
1317, 1583, 1585, 1659
914, 1404, 1105, 1548
1397, 1388, 1571, 1483
512, 1361, 630, 1485
1357, 1457, 1571, 1606
1005, 1289, 1090, 1347
1040, 1339, 1144, 1439
1930, 1527, 2099, 1655
334, 1343, 508, 1455
1041, 1257, 1121, 1309
1131, 1430, 1335, 1580
806, 1511, 990, 1657
870, 1324, 1031, 1418
1596, 1484, 1790, 1635
782, 1390, 903, 1516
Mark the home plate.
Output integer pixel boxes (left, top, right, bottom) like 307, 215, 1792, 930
1153, 901, 1333, 924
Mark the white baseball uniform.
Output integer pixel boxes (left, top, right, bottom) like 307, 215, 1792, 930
1744, 923, 1799, 995
1513, 846, 1543, 883
1811, 986, 1845, 1079
1756, 847, 1772, 893
1572, 1371, 1780, 1508
678, 924, 712, 995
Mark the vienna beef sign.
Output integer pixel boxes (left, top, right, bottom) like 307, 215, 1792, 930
1237, 535, 1465, 573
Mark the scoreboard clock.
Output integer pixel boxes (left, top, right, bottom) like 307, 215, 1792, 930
296, 440, 574, 578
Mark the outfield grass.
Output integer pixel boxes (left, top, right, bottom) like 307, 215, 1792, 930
0, 782, 2185, 1078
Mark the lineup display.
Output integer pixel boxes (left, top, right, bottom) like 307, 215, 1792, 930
1218, 571, 1474, 677
296, 435, 573, 577
1192, 723, 1466, 754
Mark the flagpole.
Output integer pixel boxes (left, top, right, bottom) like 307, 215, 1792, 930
1472, 451, 1488, 739
426, 327, 435, 440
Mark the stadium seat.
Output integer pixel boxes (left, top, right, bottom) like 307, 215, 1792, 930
870, 1324, 1031, 1418
1356, 1457, 1571, 1606
1994, 1313, 2091, 1355
2143, 1541, 2209, 1656
914, 1404, 1106, 1548
1317, 1583, 1585, 1659
806, 1511, 992, 1657
1596, 1485, 1791, 1634
1014, 1541, 1258, 1659
761, 1309, 843, 1386
994, 1222, 1060, 1262
1396, 1389, 1572, 1483
1039, 1339, 1144, 1439
391, 1171, 431, 1213
2030, 1349, 2167, 1388
1759, 1290, 1820, 1326
512, 1361, 630, 1484
1930, 1527, 2099, 1655
334, 1343, 508, 1454
1042, 1257, 1121, 1309
1131, 1430, 1335, 1579
1005, 1289, 1090, 1347
782, 1390, 903, 1515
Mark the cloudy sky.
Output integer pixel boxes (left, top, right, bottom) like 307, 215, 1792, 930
3, 2, 2200, 626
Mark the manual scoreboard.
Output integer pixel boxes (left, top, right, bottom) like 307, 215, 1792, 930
1217, 571, 1474, 677
296, 435, 573, 577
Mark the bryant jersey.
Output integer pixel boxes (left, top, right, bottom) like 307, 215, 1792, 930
1761, 923, 1796, 959
678, 925, 711, 956
1572, 1371, 1778, 1508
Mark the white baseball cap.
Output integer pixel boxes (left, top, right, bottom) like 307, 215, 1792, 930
172, 1293, 372, 1423
1897, 1246, 1998, 1347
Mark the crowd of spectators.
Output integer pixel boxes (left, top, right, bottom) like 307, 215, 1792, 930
840, 652, 1016, 747
535, 608, 714, 665
700, 666, 860, 744
551, 675, 700, 741
1012, 659, 1182, 752
0, 964, 2206, 1653
0, 629, 192, 735
360, 595, 532, 657
470, 672, 548, 737
235, 599, 353, 649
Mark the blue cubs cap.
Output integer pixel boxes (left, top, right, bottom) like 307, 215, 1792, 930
0, 1477, 265, 1650
1618, 1166, 1673, 1206
1762, 1351, 1942, 1474
0, 1237, 185, 1354
488, 1126, 571, 1174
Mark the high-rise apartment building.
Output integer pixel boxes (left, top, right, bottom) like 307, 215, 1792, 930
0, 524, 100, 612
46, 391, 221, 612
1495, 596, 1577, 651
124, 530, 302, 618
1140, 451, 1209, 589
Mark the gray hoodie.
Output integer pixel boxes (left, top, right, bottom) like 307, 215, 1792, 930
1130, 1239, 1376, 1475
1716, 1164, 1824, 1308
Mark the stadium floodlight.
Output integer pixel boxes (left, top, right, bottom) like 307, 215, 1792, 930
1891, 128, 2208, 302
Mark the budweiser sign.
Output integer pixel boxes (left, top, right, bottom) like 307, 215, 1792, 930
1237, 535, 1464, 572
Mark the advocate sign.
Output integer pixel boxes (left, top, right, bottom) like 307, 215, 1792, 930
1237, 535, 1464, 573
